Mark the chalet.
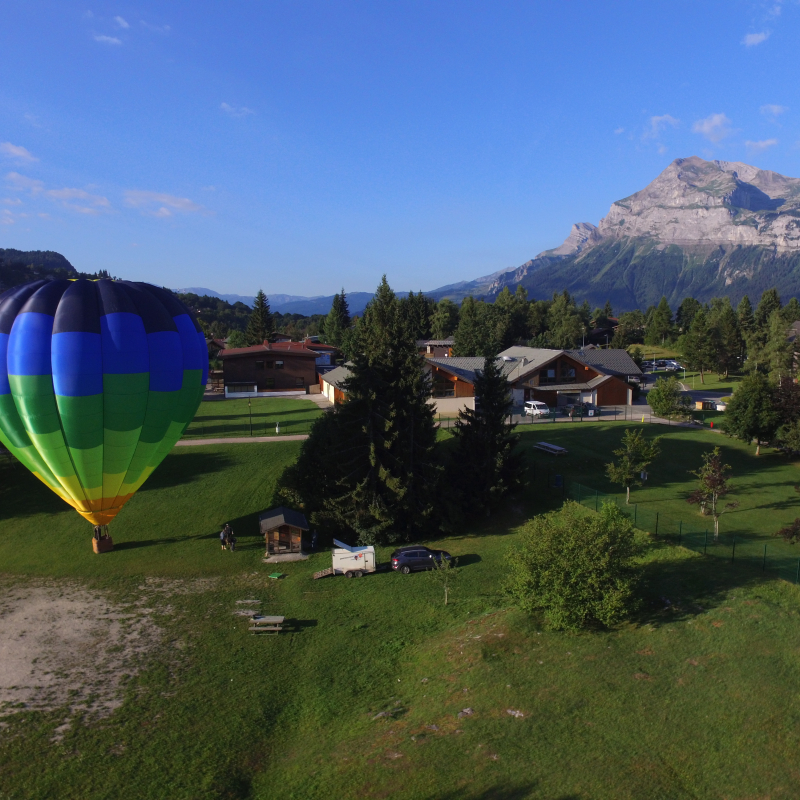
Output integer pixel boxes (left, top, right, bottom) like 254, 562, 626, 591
417, 338, 454, 358
206, 337, 227, 359
426, 347, 641, 408
219, 341, 318, 397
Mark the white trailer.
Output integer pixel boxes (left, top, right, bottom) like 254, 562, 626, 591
330, 538, 376, 577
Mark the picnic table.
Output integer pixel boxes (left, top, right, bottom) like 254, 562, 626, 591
534, 441, 568, 456
249, 615, 285, 635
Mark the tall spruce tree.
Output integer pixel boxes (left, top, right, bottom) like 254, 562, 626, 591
449, 355, 523, 516
681, 308, 715, 383
645, 296, 673, 345
317, 276, 440, 544
245, 290, 274, 345
710, 299, 743, 377
323, 289, 351, 347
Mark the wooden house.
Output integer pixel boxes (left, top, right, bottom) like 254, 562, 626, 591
259, 506, 309, 556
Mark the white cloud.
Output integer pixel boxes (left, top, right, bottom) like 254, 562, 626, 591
94, 34, 122, 45
742, 31, 770, 47
114, 16, 129, 28
760, 104, 788, 118
46, 187, 110, 214
1, 209, 15, 225
0, 142, 38, 163
745, 138, 779, 151
2, 197, 22, 205
692, 113, 732, 143
141, 20, 170, 34
23, 113, 43, 128
644, 114, 679, 139
5, 172, 44, 194
221, 102, 254, 118
614, 127, 625, 135
123, 190, 206, 216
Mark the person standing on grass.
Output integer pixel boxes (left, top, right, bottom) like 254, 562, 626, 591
220, 524, 230, 551
228, 529, 237, 552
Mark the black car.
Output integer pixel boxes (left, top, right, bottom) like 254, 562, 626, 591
391, 546, 452, 574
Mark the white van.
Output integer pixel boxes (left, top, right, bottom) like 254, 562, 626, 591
523, 400, 550, 418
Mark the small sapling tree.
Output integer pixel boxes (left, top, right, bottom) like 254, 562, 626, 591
686, 447, 739, 540
605, 428, 661, 504
506, 501, 640, 631
428, 555, 459, 605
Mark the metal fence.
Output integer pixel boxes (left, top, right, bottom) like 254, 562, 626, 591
531, 462, 800, 585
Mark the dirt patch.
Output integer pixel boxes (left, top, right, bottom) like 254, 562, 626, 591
0, 581, 161, 731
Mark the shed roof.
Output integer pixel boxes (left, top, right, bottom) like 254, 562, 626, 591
320, 364, 352, 388
258, 506, 309, 531
416, 338, 455, 347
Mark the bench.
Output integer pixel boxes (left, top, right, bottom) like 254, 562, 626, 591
534, 441, 568, 456
249, 615, 285, 634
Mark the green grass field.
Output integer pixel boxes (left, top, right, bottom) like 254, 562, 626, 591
183, 396, 322, 439
3, 424, 800, 799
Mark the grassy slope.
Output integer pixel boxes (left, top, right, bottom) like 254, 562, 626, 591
2, 426, 800, 799
183, 397, 322, 439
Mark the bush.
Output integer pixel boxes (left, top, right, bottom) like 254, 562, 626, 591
647, 376, 690, 419
505, 501, 640, 631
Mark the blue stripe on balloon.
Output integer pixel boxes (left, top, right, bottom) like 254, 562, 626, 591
0, 333, 9, 394
101, 312, 149, 374
173, 314, 205, 371
147, 331, 183, 392
52, 331, 103, 396
8, 312, 54, 376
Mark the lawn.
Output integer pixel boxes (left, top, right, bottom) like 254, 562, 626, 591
3, 425, 800, 799
183, 396, 322, 439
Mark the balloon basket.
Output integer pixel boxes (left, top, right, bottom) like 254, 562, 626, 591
92, 536, 114, 554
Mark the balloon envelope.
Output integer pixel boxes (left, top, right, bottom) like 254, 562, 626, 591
0, 279, 208, 525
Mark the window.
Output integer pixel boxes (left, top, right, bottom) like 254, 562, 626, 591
255, 360, 264, 370
263, 377, 275, 389
295, 377, 305, 387
227, 383, 256, 393
275, 360, 284, 369
265, 360, 274, 369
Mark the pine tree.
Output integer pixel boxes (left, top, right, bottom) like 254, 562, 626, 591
245, 290, 274, 345
763, 309, 794, 380
430, 298, 460, 340
681, 309, 716, 383
398, 291, 435, 341
782, 297, 800, 324
323, 289, 351, 347
449, 355, 523, 515
710, 299, 743, 377
755, 288, 782, 329
547, 291, 584, 349
321, 276, 440, 544
676, 297, 702, 332
645, 297, 673, 345
454, 296, 495, 356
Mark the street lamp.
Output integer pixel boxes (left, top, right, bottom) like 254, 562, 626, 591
248, 397, 252, 436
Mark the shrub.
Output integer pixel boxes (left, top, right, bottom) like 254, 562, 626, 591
506, 501, 640, 631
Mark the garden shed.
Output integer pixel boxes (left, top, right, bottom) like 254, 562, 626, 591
259, 506, 309, 556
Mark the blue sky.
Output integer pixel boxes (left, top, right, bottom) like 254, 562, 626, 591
2, 1, 799, 298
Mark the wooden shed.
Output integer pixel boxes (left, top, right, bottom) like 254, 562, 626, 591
259, 506, 309, 555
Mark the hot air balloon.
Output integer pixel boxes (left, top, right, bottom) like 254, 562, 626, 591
0, 279, 208, 545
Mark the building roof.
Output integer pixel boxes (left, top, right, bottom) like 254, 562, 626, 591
416, 338, 455, 347
427, 356, 522, 383
320, 364, 352, 388
303, 338, 339, 352
219, 342, 318, 359
566, 348, 643, 377
258, 506, 309, 531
